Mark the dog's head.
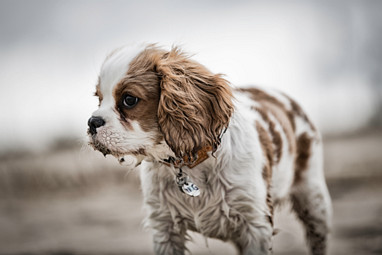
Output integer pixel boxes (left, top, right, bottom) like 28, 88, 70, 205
88, 44, 233, 166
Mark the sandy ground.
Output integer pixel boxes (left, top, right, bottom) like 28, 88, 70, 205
0, 130, 381, 255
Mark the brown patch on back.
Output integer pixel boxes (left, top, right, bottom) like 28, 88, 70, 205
253, 106, 283, 163
239, 88, 281, 106
241, 88, 317, 137
244, 88, 295, 155
239, 88, 296, 131
294, 132, 312, 184
256, 121, 274, 226
268, 118, 283, 163
256, 121, 273, 174
282, 92, 317, 132
264, 102, 296, 154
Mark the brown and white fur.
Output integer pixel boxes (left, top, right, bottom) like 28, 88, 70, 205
87, 44, 332, 255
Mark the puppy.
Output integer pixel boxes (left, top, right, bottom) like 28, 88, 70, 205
87, 44, 331, 255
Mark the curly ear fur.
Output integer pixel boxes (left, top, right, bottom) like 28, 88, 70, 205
156, 47, 234, 158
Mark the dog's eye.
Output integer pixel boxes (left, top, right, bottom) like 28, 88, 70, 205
123, 95, 139, 109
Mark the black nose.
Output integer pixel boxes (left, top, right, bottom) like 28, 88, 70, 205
88, 116, 105, 135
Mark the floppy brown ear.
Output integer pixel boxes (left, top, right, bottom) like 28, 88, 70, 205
156, 47, 234, 158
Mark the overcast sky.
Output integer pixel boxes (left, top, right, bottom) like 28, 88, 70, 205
0, 0, 381, 152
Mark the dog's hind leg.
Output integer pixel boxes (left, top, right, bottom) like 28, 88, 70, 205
291, 138, 332, 255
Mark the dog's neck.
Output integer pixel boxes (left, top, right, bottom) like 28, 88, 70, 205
139, 125, 230, 171
156, 126, 227, 170
160, 145, 213, 169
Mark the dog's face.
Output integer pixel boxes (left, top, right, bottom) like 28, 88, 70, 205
88, 45, 233, 165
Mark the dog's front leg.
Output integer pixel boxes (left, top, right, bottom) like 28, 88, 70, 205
154, 220, 186, 255
140, 165, 188, 255
150, 212, 187, 255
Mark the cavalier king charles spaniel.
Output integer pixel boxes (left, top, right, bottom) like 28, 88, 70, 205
87, 44, 331, 255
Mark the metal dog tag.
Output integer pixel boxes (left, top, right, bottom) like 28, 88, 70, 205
176, 169, 200, 197
181, 182, 200, 197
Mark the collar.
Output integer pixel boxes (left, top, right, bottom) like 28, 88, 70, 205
162, 145, 213, 169
161, 127, 227, 169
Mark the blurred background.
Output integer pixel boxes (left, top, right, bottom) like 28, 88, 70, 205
0, 0, 381, 254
